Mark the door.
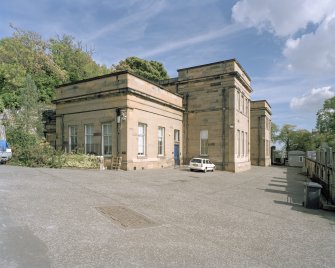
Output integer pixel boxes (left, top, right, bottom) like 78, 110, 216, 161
174, 144, 180, 166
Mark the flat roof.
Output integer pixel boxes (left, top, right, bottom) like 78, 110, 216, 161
56, 70, 165, 89
251, 100, 272, 108
177, 58, 251, 81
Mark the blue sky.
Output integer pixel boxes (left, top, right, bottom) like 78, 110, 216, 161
1, 0, 335, 131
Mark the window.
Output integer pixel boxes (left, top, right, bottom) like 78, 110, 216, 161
174, 129, 180, 143
237, 91, 240, 111
242, 131, 244, 156
299, 156, 304, 162
237, 130, 240, 157
138, 123, 147, 156
242, 96, 245, 114
69, 126, 77, 152
158, 127, 165, 156
245, 132, 248, 156
85, 125, 94, 154
102, 123, 112, 155
200, 130, 208, 155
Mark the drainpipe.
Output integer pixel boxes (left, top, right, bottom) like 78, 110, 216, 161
185, 93, 189, 164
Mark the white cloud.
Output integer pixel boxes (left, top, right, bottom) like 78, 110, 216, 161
290, 86, 335, 112
283, 14, 335, 76
232, 0, 335, 37
232, 0, 335, 76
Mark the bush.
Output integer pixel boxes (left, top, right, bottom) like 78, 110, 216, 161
6, 127, 99, 169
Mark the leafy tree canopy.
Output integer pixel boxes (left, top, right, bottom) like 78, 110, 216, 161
0, 26, 66, 107
316, 96, 335, 134
49, 34, 110, 83
113, 56, 169, 82
276, 124, 319, 152
271, 122, 279, 142
0, 26, 111, 109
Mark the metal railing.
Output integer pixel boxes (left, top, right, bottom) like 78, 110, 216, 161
305, 157, 335, 204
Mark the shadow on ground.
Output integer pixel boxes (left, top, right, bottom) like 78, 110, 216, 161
263, 166, 334, 221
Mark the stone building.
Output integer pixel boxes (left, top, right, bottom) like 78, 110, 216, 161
49, 58, 271, 172
161, 59, 256, 172
53, 71, 183, 170
250, 100, 272, 166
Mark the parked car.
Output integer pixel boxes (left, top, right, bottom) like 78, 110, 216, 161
189, 157, 215, 172
0, 140, 12, 164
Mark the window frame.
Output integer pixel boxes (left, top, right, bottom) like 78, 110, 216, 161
84, 124, 94, 154
138, 123, 147, 156
69, 125, 78, 152
200, 130, 208, 156
102, 123, 112, 156
158, 126, 165, 156
174, 129, 180, 143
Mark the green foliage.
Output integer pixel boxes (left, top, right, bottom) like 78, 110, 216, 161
0, 96, 4, 112
6, 127, 99, 168
60, 153, 100, 169
271, 122, 279, 142
316, 96, 335, 134
1, 92, 20, 109
275, 124, 322, 152
49, 35, 110, 83
0, 27, 66, 106
113, 56, 169, 82
6, 75, 44, 136
0, 27, 111, 109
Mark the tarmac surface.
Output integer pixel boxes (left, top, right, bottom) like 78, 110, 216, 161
0, 165, 334, 267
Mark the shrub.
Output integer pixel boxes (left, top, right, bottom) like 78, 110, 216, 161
6, 127, 99, 169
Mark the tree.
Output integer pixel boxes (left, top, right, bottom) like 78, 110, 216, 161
316, 96, 335, 134
49, 35, 110, 83
0, 26, 67, 106
113, 56, 169, 82
276, 124, 317, 153
11, 75, 43, 135
271, 122, 279, 142
0, 27, 112, 109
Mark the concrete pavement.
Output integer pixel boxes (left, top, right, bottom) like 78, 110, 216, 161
0, 165, 334, 267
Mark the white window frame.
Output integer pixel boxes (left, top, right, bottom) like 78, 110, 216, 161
69, 126, 77, 152
174, 129, 180, 143
158, 127, 165, 156
138, 123, 147, 156
242, 131, 244, 156
237, 130, 240, 157
246, 132, 248, 156
85, 124, 94, 154
200, 130, 208, 156
102, 123, 112, 156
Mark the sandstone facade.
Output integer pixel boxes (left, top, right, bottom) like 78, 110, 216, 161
49, 59, 271, 172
